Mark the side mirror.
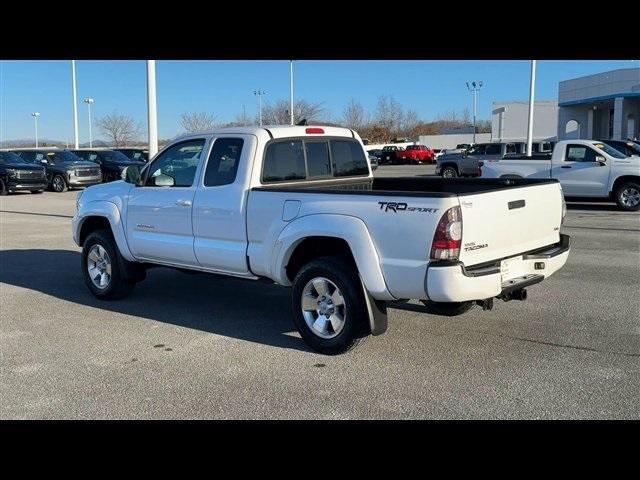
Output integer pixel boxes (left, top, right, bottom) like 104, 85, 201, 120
595, 155, 606, 165
121, 165, 141, 184
151, 173, 175, 187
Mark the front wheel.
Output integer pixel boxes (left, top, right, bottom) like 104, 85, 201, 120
82, 229, 135, 300
615, 181, 640, 211
0, 178, 8, 196
420, 300, 474, 316
291, 256, 370, 355
51, 174, 68, 192
441, 166, 458, 178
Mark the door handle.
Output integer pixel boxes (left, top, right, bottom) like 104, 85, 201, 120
176, 199, 192, 207
561, 166, 572, 169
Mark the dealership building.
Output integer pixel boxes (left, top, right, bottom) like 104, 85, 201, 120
557, 68, 640, 141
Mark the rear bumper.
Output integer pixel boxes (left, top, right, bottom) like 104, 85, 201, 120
426, 234, 571, 302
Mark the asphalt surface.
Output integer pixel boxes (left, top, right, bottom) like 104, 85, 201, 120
1, 169, 639, 419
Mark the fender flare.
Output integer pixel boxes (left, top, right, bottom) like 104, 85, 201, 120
75, 200, 135, 262
271, 214, 395, 301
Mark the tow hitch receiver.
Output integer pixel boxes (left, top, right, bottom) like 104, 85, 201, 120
476, 298, 494, 310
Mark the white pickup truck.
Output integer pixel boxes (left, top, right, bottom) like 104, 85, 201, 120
72, 126, 570, 354
480, 139, 640, 211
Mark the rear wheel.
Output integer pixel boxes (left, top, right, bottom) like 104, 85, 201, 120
615, 181, 640, 211
82, 229, 135, 300
442, 166, 458, 178
420, 300, 474, 316
291, 256, 370, 355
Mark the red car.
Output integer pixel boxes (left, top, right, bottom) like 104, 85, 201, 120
396, 145, 435, 164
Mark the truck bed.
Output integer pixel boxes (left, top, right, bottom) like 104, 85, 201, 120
253, 176, 559, 196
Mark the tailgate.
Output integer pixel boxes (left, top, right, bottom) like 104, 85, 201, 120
457, 181, 563, 267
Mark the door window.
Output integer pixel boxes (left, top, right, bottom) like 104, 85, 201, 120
145, 139, 205, 187
305, 141, 332, 178
203, 138, 244, 187
485, 144, 501, 155
565, 145, 597, 162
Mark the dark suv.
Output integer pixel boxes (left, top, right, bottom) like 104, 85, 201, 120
13, 149, 102, 192
599, 140, 640, 158
71, 149, 146, 182
0, 151, 48, 195
113, 148, 149, 163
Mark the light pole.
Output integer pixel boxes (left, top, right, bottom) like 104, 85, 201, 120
525, 60, 537, 157
289, 60, 294, 126
466, 81, 484, 144
31, 112, 40, 148
147, 60, 158, 158
83, 97, 95, 148
254, 90, 266, 126
71, 60, 79, 149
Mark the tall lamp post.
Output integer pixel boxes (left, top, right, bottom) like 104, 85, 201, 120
83, 97, 94, 148
31, 112, 40, 148
146, 60, 158, 158
289, 60, 294, 126
71, 60, 79, 149
466, 81, 484, 144
254, 90, 266, 126
525, 60, 537, 157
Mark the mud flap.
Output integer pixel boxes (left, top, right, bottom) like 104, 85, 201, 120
360, 275, 388, 336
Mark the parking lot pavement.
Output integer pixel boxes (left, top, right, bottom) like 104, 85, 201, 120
1, 190, 639, 420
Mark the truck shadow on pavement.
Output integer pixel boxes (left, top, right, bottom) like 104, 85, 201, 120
0, 249, 311, 353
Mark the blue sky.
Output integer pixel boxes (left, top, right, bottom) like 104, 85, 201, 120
1, 60, 637, 143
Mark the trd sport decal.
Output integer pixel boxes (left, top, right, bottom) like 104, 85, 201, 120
378, 202, 439, 213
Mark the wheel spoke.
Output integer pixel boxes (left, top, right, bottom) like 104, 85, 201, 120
88, 266, 100, 278
328, 312, 345, 333
312, 315, 329, 335
331, 289, 344, 306
302, 294, 318, 311
88, 250, 100, 263
99, 272, 109, 287
312, 278, 330, 296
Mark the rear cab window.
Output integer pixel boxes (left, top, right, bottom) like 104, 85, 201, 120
261, 137, 368, 183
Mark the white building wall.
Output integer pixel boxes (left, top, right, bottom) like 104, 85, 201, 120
418, 133, 491, 150
491, 100, 558, 142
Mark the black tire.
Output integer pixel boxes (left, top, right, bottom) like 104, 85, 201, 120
291, 256, 370, 355
614, 181, 640, 212
82, 229, 135, 300
0, 178, 7, 196
51, 174, 68, 192
441, 166, 458, 178
30, 190, 44, 194
420, 300, 474, 316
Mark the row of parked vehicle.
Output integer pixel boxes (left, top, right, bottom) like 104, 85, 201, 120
366, 145, 437, 165
435, 138, 640, 211
0, 147, 149, 195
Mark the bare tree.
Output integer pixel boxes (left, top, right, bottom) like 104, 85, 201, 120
180, 112, 217, 133
342, 99, 367, 130
375, 95, 404, 135
400, 109, 421, 133
96, 113, 142, 147
261, 99, 326, 125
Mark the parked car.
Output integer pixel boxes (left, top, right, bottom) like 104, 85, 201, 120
366, 148, 382, 159
599, 139, 640, 158
0, 151, 47, 195
435, 148, 483, 178
114, 148, 149, 163
397, 145, 435, 164
480, 139, 640, 211
432, 149, 444, 160
380, 145, 404, 165
71, 149, 146, 182
73, 125, 570, 354
12, 149, 102, 192
368, 154, 378, 171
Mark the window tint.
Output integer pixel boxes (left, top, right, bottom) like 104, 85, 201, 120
331, 139, 368, 177
565, 145, 596, 162
16, 151, 36, 162
505, 143, 517, 154
485, 144, 501, 155
469, 144, 486, 155
146, 139, 205, 187
305, 141, 331, 178
204, 138, 244, 187
263, 140, 306, 182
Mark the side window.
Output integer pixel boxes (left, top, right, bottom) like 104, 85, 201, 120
145, 139, 205, 187
203, 138, 244, 187
505, 143, 517, 154
485, 144, 501, 155
17, 151, 35, 162
305, 141, 331, 178
331, 139, 369, 177
262, 140, 306, 182
565, 145, 596, 162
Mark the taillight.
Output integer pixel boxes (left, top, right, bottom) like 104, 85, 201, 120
305, 127, 324, 134
430, 206, 462, 261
